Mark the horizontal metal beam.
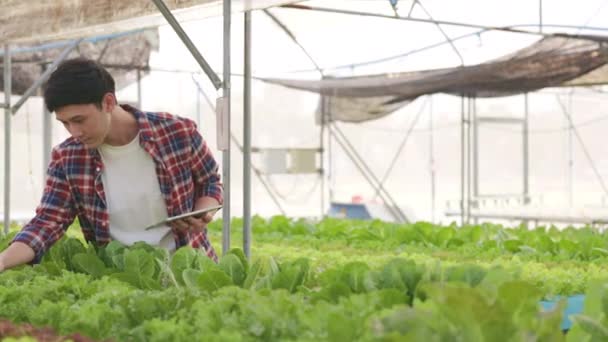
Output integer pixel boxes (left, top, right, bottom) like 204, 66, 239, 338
474, 193, 529, 199
0, 29, 145, 57
477, 117, 525, 124
281, 4, 608, 43
445, 209, 608, 225
11, 39, 82, 115
251, 147, 323, 153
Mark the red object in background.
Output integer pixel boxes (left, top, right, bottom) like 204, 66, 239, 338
352, 195, 364, 203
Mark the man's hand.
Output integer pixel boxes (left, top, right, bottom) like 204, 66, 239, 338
169, 197, 220, 234
169, 211, 215, 233
0, 242, 35, 272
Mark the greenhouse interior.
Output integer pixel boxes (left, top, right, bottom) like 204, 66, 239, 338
2, 0, 608, 340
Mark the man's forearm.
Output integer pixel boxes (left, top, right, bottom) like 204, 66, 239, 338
0, 242, 35, 272
195, 196, 220, 209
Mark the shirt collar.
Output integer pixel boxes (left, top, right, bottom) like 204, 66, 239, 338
121, 104, 155, 143
87, 104, 155, 158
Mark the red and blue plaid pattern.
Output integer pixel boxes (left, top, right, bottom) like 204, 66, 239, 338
13, 105, 222, 263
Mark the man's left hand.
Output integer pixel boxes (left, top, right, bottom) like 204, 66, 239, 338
169, 212, 214, 233
169, 197, 220, 233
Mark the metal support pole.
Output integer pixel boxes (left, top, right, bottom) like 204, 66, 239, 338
282, 4, 551, 38
539, 0, 543, 33
11, 39, 82, 115
42, 64, 52, 183
243, 11, 252, 259
460, 96, 465, 226
151, 0, 222, 90
557, 94, 608, 201
42, 105, 52, 173
328, 97, 334, 205
320, 96, 326, 218
192, 76, 286, 215
473, 97, 479, 198
473, 97, 479, 224
429, 96, 436, 223
466, 97, 472, 225
330, 123, 409, 223
42, 104, 53, 186
222, 0, 232, 255
523, 94, 530, 204
568, 94, 573, 206
467, 97, 475, 224
195, 77, 201, 127
4, 45, 11, 234
137, 69, 142, 109
374, 98, 428, 200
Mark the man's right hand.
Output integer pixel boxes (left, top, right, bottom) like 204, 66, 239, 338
0, 242, 35, 272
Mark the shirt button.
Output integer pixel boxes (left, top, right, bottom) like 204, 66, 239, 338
96, 167, 101, 172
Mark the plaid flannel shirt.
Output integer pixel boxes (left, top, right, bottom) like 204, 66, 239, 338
13, 105, 222, 263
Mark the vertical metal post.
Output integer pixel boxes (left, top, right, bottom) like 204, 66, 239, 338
243, 10, 252, 259
137, 69, 142, 109
42, 64, 52, 182
43, 105, 52, 175
320, 96, 326, 218
473, 98, 479, 199
429, 96, 436, 223
523, 94, 530, 205
4, 45, 11, 234
539, 0, 543, 33
327, 96, 334, 204
195, 73, 202, 127
472, 97, 478, 224
222, 0, 232, 255
460, 95, 465, 226
195, 76, 201, 127
466, 97, 472, 225
567, 93, 573, 206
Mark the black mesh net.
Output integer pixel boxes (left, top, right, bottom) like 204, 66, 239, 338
0, 29, 158, 95
265, 35, 608, 122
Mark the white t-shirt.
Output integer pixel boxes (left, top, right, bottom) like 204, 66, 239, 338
98, 133, 176, 250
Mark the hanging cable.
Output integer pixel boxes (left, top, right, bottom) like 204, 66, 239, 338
555, 94, 608, 197
373, 97, 429, 200
263, 9, 323, 74
415, 0, 465, 66
575, 0, 608, 35
275, 23, 608, 74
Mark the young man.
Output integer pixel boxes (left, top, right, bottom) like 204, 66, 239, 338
0, 58, 222, 272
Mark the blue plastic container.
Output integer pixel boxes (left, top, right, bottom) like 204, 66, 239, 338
539, 294, 585, 331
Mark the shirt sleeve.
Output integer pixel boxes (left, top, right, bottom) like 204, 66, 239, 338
188, 121, 223, 205
12, 147, 77, 263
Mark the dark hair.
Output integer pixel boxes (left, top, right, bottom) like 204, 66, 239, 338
43, 57, 115, 112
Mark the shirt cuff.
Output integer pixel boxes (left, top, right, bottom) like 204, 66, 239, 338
12, 230, 47, 264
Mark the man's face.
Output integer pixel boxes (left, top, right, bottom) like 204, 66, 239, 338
55, 102, 111, 148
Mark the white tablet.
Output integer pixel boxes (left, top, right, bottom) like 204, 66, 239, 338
144, 204, 223, 230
